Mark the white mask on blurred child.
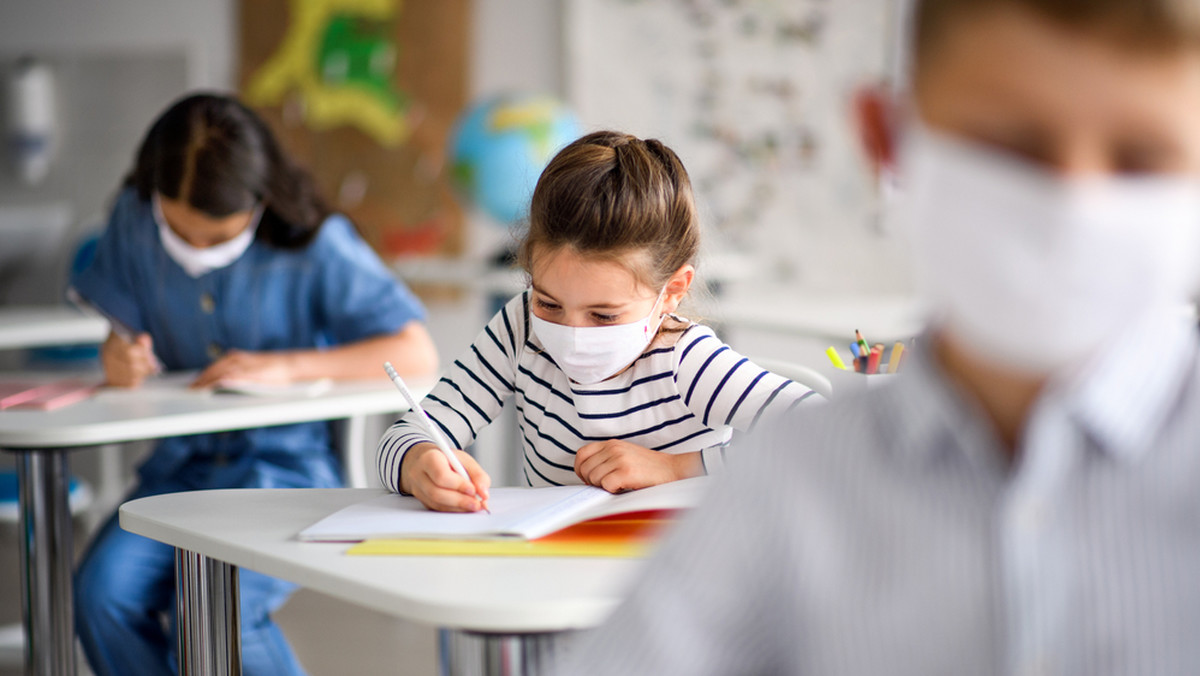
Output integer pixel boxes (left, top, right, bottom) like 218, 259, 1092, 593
531, 289, 667, 385
154, 194, 261, 278
898, 123, 1200, 375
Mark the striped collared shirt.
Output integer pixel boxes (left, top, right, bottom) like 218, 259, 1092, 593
564, 308, 1200, 675
377, 291, 816, 490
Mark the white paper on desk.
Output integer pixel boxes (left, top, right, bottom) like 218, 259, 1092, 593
297, 477, 710, 542
213, 378, 333, 397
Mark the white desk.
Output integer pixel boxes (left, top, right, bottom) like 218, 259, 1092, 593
0, 374, 428, 676
121, 488, 644, 675
0, 306, 108, 351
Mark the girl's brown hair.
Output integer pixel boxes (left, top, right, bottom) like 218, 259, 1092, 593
127, 93, 331, 249
518, 131, 700, 291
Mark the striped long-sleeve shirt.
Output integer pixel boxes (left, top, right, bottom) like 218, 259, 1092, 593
377, 291, 817, 490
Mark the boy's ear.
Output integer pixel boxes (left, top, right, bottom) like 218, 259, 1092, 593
853, 84, 899, 176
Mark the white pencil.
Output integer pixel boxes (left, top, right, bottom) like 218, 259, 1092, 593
383, 362, 489, 512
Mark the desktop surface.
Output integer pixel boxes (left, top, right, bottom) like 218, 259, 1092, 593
120, 488, 647, 633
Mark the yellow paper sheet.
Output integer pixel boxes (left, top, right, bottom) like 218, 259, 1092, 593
346, 515, 673, 558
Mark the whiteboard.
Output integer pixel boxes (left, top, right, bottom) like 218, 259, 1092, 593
564, 0, 913, 293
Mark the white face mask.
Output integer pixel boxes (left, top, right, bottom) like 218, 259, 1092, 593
531, 288, 667, 385
154, 194, 261, 278
899, 123, 1200, 375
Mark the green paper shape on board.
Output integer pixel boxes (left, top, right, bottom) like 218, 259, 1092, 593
317, 14, 407, 114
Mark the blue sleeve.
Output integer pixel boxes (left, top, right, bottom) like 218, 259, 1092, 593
68, 188, 151, 334
312, 216, 426, 345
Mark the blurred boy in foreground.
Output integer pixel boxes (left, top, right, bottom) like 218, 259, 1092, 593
562, 0, 1200, 673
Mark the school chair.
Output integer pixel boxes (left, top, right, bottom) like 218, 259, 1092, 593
751, 357, 834, 399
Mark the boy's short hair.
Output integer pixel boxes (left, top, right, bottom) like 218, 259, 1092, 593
914, 0, 1200, 68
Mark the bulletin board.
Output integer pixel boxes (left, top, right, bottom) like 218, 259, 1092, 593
239, 0, 469, 258
565, 0, 911, 292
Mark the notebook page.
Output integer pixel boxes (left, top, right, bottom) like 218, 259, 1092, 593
297, 485, 607, 541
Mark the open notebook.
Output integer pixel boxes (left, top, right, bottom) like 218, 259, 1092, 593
298, 476, 711, 542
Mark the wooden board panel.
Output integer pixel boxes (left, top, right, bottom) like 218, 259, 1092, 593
239, 0, 470, 258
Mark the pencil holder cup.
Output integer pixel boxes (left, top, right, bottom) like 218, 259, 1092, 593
826, 369, 897, 399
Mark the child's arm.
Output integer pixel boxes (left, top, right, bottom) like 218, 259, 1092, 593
673, 327, 819, 474
189, 321, 437, 388
377, 297, 524, 502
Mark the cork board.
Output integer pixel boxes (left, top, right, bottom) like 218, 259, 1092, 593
238, 0, 469, 258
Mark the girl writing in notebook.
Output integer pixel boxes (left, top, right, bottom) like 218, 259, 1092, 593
377, 130, 818, 512
71, 93, 437, 676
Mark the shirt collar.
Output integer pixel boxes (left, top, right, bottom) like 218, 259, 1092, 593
1054, 308, 1198, 463
884, 308, 1198, 468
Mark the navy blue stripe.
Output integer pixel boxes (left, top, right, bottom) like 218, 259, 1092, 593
785, 388, 817, 412
521, 395, 694, 441
703, 357, 748, 426
576, 395, 681, 420
523, 450, 561, 486
470, 344, 515, 392
571, 370, 673, 396
750, 381, 791, 431
530, 345, 560, 370
441, 378, 490, 424
685, 346, 730, 407
377, 434, 404, 487
500, 303, 518, 354
516, 364, 574, 405
620, 412, 696, 440
484, 325, 506, 355
426, 393, 473, 433
520, 429, 576, 471
515, 404, 579, 455
677, 333, 715, 370
653, 428, 710, 451
724, 370, 769, 426
429, 414, 463, 450
520, 291, 532, 340
452, 361, 503, 406
636, 346, 675, 362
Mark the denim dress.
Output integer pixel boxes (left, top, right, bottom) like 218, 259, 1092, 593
70, 187, 426, 676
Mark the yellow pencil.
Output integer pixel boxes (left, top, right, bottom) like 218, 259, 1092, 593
887, 342, 905, 374
826, 346, 848, 370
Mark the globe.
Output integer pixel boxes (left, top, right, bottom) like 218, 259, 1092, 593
449, 94, 584, 225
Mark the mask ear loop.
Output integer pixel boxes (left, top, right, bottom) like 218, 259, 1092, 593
645, 286, 670, 341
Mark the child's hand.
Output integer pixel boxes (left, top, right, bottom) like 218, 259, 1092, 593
100, 331, 160, 388
400, 442, 492, 512
574, 440, 703, 493
191, 350, 293, 389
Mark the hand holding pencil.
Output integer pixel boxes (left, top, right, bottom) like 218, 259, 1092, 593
384, 362, 491, 513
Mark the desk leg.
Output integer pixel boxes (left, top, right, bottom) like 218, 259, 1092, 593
441, 628, 571, 676
15, 448, 77, 676
175, 549, 241, 676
